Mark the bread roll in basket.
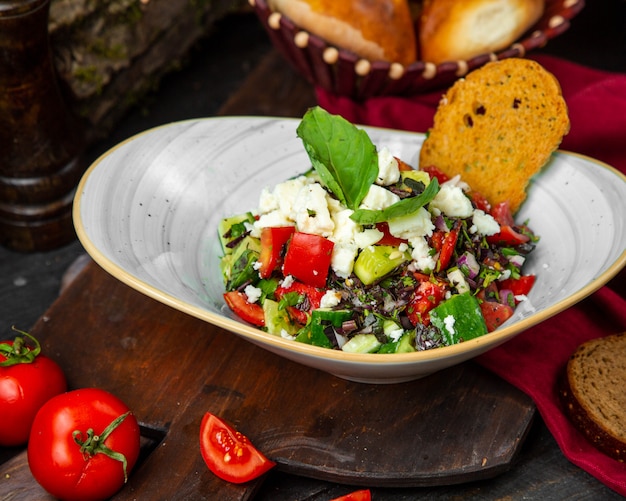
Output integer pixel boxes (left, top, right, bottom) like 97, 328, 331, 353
250, 0, 585, 98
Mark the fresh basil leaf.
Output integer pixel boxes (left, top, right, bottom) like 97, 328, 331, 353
350, 177, 440, 224
296, 107, 378, 210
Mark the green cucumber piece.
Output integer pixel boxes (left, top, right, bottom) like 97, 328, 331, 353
379, 330, 416, 354
218, 212, 255, 253
353, 245, 409, 285
429, 292, 488, 345
263, 299, 300, 336
342, 334, 382, 353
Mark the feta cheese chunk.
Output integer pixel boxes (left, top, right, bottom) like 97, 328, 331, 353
409, 236, 436, 272
376, 147, 400, 186
430, 183, 473, 218
472, 209, 500, 236
320, 290, 341, 308
244, 285, 262, 304
360, 185, 400, 211
331, 243, 358, 278
293, 183, 334, 237
387, 207, 434, 240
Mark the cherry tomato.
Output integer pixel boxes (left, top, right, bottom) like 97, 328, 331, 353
499, 275, 536, 297
0, 329, 66, 446
28, 388, 141, 501
224, 291, 265, 326
258, 226, 295, 279
282, 232, 334, 288
199, 412, 275, 484
331, 489, 372, 501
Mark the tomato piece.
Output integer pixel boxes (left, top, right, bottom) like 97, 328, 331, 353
430, 227, 459, 271
375, 222, 407, 247
199, 412, 275, 484
420, 165, 449, 184
282, 232, 334, 288
331, 489, 372, 501
275, 280, 325, 325
477, 289, 514, 332
258, 226, 295, 279
489, 201, 516, 226
499, 275, 536, 297
0, 330, 67, 446
486, 225, 530, 246
224, 291, 265, 326
407, 279, 447, 326
470, 190, 491, 213
28, 388, 140, 501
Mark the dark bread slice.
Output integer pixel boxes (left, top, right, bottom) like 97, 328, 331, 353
419, 58, 570, 214
559, 333, 626, 462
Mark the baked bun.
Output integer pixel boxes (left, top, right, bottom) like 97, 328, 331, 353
267, 0, 417, 65
418, 58, 569, 213
559, 333, 626, 462
419, 0, 545, 64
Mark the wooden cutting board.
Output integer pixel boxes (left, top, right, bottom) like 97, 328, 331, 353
0, 260, 535, 500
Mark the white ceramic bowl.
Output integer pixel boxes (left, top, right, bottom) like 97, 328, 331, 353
73, 117, 626, 384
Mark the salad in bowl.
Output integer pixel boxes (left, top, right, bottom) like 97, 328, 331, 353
220, 107, 537, 354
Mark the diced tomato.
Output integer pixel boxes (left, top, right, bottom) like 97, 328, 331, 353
470, 190, 491, 213
407, 279, 447, 326
477, 289, 514, 332
223, 291, 265, 327
487, 225, 530, 246
199, 412, 275, 484
275, 280, 325, 325
499, 275, 536, 297
282, 232, 334, 288
420, 165, 449, 184
375, 222, 407, 247
489, 201, 516, 227
395, 157, 413, 171
430, 227, 459, 271
330, 489, 372, 501
258, 226, 295, 279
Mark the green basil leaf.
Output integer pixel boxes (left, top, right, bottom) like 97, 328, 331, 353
296, 107, 378, 210
350, 177, 440, 224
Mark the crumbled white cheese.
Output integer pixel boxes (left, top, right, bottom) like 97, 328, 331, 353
320, 290, 341, 308
331, 243, 358, 278
244, 284, 262, 303
388, 207, 434, 240
293, 183, 335, 236
472, 209, 500, 236
429, 183, 474, 218
443, 314, 456, 334
331, 209, 360, 245
253, 211, 292, 236
354, 228, 383, 249
376, 147, 400, 186
281, 275, 295, 288
408, 236, 436, 272
273, 176, 310, 216
360, 184, 400, 211
387, 325, 404, 342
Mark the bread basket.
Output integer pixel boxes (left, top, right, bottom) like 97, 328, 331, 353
250, 0, 585, 99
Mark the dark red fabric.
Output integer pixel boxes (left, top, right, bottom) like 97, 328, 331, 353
316, 54, 626, 495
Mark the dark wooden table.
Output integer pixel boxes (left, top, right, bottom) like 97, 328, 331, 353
1, 3, 625, 499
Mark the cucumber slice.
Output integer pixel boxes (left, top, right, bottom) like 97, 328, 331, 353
353, 245, 409, 285
342, 334, 382, 354
429, 292, 488, 345
218, 212, 255, 253
263, 299, 299, 336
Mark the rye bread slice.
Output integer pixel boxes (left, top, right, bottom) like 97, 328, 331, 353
419, 58, 570, 214
559, 333, 626, 462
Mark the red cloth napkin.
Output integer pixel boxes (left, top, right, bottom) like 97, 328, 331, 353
317, 54, 626, 495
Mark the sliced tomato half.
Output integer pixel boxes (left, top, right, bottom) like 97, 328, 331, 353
199, 412, 275, 484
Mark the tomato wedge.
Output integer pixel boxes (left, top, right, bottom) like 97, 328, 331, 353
282, 232, 334, 288
477, 289, 515, 332
331, 489, 372, 501
499, 275, 536, 297
223, 291, 265, 326
258, 226, 295, 279
430, 227, 459, 271
199, 412, 275, 484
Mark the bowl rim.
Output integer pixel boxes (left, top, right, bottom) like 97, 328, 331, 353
73, 116, 626, 367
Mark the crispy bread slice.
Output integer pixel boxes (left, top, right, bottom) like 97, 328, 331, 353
560, 333, 626, 462
419, 58, 570, 213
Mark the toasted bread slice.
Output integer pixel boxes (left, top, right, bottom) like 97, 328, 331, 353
419, 58, 569, 213
559, 333, 626, 462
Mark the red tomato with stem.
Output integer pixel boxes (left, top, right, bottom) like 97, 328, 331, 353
28, 388, 141, 501
199, 412, 275, 484
282, 232, 334, 288
0, 329, 66, 446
